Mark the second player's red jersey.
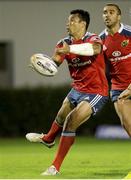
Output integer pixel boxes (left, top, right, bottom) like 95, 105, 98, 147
100, 24, 131, 90
56, 32, 108, 96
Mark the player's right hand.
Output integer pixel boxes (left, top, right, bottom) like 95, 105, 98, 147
118, 87, 131, 100
55, 42, 70, 54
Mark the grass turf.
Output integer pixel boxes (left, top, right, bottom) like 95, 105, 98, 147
0, 137, 131, 179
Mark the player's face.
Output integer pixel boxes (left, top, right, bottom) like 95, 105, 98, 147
103, 6, 121, 28
66, 14, 85, 37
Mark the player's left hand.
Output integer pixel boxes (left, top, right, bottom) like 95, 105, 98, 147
118, 84, 131, 100
56, 42, 70, 54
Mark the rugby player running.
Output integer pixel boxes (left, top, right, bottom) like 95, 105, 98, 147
100, 4, 131, 136
26, 9, 108, 175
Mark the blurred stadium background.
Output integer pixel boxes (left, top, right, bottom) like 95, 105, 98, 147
0, 0, 130, 137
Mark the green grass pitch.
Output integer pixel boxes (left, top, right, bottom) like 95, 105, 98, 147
0, 137, 131, 179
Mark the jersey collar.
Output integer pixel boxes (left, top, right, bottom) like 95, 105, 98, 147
69, 31, 91, 41
105, 23, 124, 35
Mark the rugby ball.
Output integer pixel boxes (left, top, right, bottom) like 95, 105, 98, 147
30, 53, 58, 76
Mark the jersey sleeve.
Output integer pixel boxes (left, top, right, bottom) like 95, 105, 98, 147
55, 40, 65, 63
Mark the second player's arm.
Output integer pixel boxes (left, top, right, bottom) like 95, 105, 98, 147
118, 83, 131, 100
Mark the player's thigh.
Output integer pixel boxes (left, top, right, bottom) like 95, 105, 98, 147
114, 99, 131, 124
111, 89, 125, 119
114, 101, 121, 115
56, 97, 74, 122
114, 101, 123, 123
64, 101, 92, 131
122, 99, 131, 113
118, 99, 131, 123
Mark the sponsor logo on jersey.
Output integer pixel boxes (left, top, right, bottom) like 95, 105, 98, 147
121, 39, 129, 47
112, 51, 121, 57
68, 58, 91, 67
109, 53, 131, 62
72, 58, 80, 63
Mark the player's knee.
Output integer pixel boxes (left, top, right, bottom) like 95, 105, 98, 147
55, 116, 65, 126
63, 111, 78, 131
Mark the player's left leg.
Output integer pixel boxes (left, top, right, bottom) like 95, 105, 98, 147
111, 89, 131, 137
117, 99, 131, 137
42, 100, 92, 175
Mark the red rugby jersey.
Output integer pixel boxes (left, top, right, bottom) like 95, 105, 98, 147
100, 24, 131, 90
56, 32, 108, 96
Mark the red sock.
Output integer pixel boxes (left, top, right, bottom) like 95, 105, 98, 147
52, 132, 75, 171
42, 121, 62, 143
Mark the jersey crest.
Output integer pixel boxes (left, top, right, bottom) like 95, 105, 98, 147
121, 39, 129, 47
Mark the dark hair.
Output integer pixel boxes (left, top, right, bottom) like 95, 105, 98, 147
105, 4, 121, 15
70, 9, 90, 30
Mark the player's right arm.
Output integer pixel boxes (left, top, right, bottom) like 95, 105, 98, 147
55, 35, 102, 56
52, 52, 63, 67
51, 40, 66, 67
